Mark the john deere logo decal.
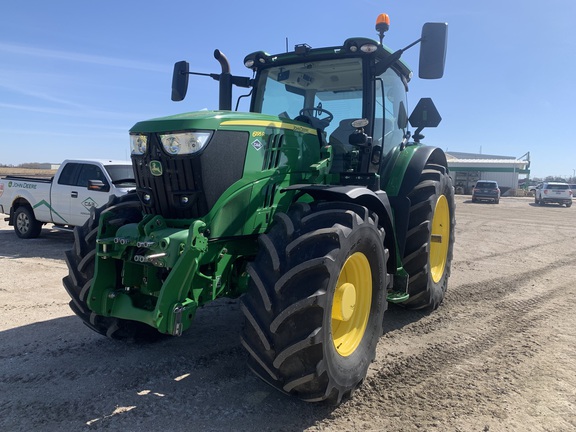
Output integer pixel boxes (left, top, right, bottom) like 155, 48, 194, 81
149, 160, 163, 176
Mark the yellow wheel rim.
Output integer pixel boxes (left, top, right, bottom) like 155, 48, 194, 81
429, 194, 450, 283
331, 252, 372, 357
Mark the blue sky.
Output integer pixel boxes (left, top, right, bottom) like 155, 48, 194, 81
1, 0, 574, 179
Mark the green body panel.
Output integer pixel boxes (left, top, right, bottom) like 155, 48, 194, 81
379, 144, 422, 282
380, 144, 422, 197
88, 111, 339, 335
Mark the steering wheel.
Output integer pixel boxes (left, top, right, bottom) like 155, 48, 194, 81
299, 107, 334, 124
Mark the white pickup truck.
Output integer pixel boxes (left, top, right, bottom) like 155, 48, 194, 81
0, 159, 136, 238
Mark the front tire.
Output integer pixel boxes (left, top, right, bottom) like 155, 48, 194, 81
14, 206, 42, 239
241, 202, 388, 404
400, 163, 455, 310
63, 193, 163, 341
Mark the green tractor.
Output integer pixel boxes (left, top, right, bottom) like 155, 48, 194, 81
64, 14, 454, 404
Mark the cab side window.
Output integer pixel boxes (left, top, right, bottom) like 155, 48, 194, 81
57, 163, 80, 186
76, 165, 107, 188
375, 68, 408, 156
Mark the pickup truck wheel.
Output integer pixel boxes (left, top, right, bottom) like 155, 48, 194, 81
241, 202, 388, 404
14, 206, 42, 239
63, 193, 163, 342
400, 163, 455, 310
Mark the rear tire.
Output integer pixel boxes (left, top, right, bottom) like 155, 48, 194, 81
400, 164, 455, 310
241, 202, 388, 404
63, 193, 164, 342
14, 206, 42, 239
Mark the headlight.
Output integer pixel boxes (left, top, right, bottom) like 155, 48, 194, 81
159, 132, 212, 155
130, 134, 148, 155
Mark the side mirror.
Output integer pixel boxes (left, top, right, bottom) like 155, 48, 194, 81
397, 101, 408, 129
88, 180, 110, 192
419, 23, 448, 79
171, 61, 190, 101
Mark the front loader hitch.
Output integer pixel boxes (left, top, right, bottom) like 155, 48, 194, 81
89, 217, 211, 336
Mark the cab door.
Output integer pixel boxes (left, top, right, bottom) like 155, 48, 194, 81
51, 163, 110, 226
50, 162, 80, 225
69, 164, 110, 226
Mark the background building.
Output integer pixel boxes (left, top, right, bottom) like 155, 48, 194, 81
446, 151, 530, 195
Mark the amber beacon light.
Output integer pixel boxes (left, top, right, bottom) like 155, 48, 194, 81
375, 13, 390, 44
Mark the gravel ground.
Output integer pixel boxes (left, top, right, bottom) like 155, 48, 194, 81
0, 196, 574, 431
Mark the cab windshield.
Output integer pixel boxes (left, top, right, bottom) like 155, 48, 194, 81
252, 58, 364, 139
251, 57, 408, 171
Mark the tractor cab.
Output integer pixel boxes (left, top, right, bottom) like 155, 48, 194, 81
171, 15, 447, 177
242, 16, 447, 175
246, 52, 408, 174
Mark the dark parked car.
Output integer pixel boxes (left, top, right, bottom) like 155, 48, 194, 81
472, 180, 500, 204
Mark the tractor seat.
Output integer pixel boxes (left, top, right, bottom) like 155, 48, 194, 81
329, 119, 356, 172
329, 119, 356, 149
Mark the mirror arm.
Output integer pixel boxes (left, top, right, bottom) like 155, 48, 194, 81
412, 127, 424, 144
374, 37, 422, 76
188, 71, 220, 81
401, 37, 422, 52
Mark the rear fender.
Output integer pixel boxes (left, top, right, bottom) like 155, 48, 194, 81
382, 145, 448, 197
382, 145, 449, 258
8, 198, 34, 226
283, 184, 397, 274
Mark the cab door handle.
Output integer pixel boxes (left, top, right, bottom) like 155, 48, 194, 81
71, 191, 78, 198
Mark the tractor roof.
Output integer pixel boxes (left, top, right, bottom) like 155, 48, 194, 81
244, 37, 413, 83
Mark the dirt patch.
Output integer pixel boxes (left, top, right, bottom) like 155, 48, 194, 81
0, 168, 57, 178
0, 197, 574, 431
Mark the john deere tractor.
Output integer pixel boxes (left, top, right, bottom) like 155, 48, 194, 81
64, 14, 454, 404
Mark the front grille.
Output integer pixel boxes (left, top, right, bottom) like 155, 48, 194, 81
132, 130, 248, 219
262, 133, 285, 170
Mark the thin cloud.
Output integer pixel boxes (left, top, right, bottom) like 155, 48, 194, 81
0, 42, 167, 73
0, 82, 89, 109
0, 101, 137, 120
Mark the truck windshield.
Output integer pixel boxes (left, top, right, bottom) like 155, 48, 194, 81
105, 165, 135, 184
252, 58, 364, 139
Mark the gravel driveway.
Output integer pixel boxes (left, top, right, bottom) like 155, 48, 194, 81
0, 196, 574, 431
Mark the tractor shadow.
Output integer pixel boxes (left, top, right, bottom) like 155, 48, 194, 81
0, 224, 73, 260
383, 302, 433, 333
0, 301, 338, 431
